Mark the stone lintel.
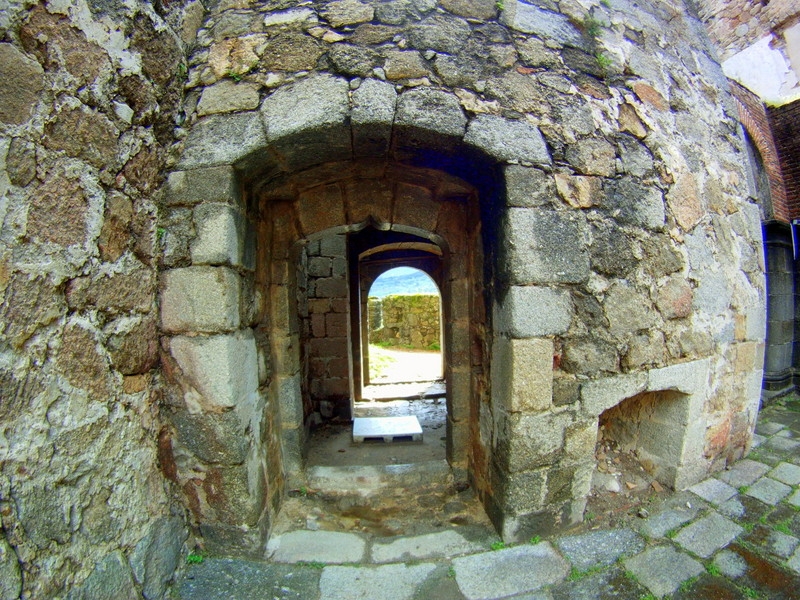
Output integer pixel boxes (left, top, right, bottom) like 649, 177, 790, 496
580, 372, 648, 417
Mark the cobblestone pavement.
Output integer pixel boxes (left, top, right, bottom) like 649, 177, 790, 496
174, 397, 800, 600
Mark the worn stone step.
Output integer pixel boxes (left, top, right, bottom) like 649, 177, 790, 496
306, 460, 453, 498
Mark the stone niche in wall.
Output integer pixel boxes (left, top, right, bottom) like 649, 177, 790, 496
156, 0, 767, 552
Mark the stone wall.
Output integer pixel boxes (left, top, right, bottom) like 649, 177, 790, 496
0, 0, 770, 584
300, 234, 351, 414
697, 0, 799, 61
0, 0, 202, 597
369, 294, 441, 350
159, 0, 766, 545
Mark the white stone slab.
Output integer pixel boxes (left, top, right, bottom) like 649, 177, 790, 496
371, 530, 485, 563
353, 416, 422, 443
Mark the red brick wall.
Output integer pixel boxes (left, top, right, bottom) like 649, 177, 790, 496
730, 81, 790, 221
768, 99, 800, 219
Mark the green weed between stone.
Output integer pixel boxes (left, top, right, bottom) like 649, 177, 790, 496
299, 561, 326, 569
568, 565, 603, 582
679, 576, 699, 592
186, 552, 204, 565
775, 520, 792, 535
741, 585, 762, 599
529, 535, 541, 545
706, 562, 721, 576
490, 541, 506, 551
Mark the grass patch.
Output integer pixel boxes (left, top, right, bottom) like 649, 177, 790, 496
640, 595, 657, 600
585, 511, 596, 522
741, 585, 762, 598
368, 344, 399, 379
490, 540, 506, 551
679, 575, 699, 592
186, 551, 205, 564
665, 527, 679, 539
568, 565, 604, 581
529, 535, 541, 545
299, 561, 326, 569
447, 566, 456, 578
738, 485, 749, 494
706, 562, 721, 576
774, 521, 792, 535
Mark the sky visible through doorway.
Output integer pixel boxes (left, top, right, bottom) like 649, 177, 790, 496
369, 267, 438, 297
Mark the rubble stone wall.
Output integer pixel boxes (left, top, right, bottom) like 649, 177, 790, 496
0, 0, 205, 597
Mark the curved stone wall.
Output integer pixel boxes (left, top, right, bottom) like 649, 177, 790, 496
0, 0, 769, 591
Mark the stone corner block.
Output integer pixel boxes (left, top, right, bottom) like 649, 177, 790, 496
177, 112, 267, 171
465, 114, 551, 166
169, 329, 258, 410
261, 74, 351, 142
190, 204, 244, 267
165, 165, 240, 207
495, 285, 573, 337
492, 336, 554, 413
581, 372, 648, 416
160, 266, 241, 334
505, 208, 590, 285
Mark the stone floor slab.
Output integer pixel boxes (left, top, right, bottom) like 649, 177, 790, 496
639, 507, 697, 538
745, 477, 793, 505
769, 462, 800, 486
712, 549, 748, 578
768, 530, 800, 559
371, 530, 484, 563
673, 511, 743, 558
319, 563, 436, 600
756, 422, 786, 436
550, 566, 646, 600
555, 529, 644, 571
765, 436, 800, 453
178, 559, 320, 600
688, 477, 738, 505
266, 530, 366, 564
453, 543, 569, 600
788, 489, 800, 508
717, 459, 771, 488
623, 546, 704, 598
789, 547, 800, 575
751, 433, 766, 448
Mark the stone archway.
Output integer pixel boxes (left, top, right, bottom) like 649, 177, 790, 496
158, 72, 766, 555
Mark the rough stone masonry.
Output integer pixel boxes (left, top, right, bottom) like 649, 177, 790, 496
0, 0, 766, 597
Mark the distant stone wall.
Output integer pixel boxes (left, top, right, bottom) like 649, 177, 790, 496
369, 294, 441, 350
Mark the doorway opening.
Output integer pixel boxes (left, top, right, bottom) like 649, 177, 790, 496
304, 229, 448, 467
364, 266, 444, 391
